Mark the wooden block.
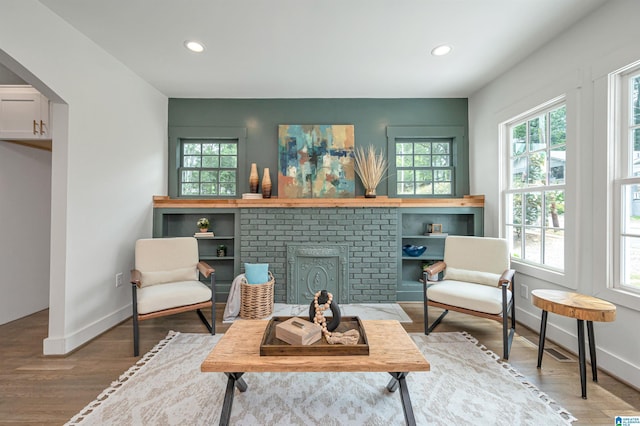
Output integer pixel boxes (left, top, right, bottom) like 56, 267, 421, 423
275, 317, 322, 346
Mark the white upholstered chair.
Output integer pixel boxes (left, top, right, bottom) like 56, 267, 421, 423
423, 235, 516, 359
130, 237, 215, 356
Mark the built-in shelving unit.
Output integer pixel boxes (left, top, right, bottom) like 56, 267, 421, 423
397, 207, 484, 301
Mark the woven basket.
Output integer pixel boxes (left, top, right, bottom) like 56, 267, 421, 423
239, 271, 275, 319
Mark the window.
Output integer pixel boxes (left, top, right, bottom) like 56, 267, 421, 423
611, 62, 640, 291
387, 126, 465, 197
179, 139, 238, 196
504, 100, 566, 272
395, 138, 453, 196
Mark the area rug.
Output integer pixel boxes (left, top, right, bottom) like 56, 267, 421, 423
66, 331, 576, 425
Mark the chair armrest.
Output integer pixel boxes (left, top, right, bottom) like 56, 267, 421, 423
499, 269, 516, 290
130, 269, 142, 288
198, 261, 215, 278
424, 261, 446, 277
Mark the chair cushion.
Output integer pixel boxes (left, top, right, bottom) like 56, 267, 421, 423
137, 281, 211, 315
427, 280, 512, 315
244, 263, 269, 284
444, 267, 502, 287
140, 266, 197, 287
443, 236, 510, 275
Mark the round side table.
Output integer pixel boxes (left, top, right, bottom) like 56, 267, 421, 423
531, 289, 616, 399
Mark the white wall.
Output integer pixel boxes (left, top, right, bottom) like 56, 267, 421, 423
469, 0, 640, 389
0, 143, 51, 324
0, 0, 168, 353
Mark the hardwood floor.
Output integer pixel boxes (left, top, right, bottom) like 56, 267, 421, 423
1, 304, 638, 425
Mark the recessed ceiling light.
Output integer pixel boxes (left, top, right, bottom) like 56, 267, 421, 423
431, 45, 452, 56
184, 40, 205, 53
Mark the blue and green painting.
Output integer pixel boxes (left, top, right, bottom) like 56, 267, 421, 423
278, 124, 355, 198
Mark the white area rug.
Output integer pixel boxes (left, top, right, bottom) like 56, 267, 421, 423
67, 331, 576, 425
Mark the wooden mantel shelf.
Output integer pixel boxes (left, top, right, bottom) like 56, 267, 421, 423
153, 195, 484, 209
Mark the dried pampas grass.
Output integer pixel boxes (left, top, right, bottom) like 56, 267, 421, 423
353, 145, 388, 194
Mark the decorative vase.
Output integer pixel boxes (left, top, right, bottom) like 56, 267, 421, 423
364, 188, 377, 198
261, 167, 272, 198
200, 228, 208, 232
217, 248, 226, 257
249, 163, 259, 193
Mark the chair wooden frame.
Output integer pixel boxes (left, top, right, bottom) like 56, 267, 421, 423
422, 264, 516, 359
131, 261, 215, 356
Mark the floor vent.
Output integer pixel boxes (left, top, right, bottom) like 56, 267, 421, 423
520, 336, 576, 362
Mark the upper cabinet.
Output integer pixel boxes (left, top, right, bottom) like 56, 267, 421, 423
0, 86, 50, 140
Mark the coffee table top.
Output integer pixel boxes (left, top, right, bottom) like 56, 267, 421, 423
531, 289, 616, 322
201, 319, 430, 373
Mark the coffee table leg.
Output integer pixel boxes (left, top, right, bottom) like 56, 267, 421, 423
387, 372, 416, 426
220, 373, 247, 426
537, 310, 548, 368
577, 320, 587, 399
587, 321, 598, 382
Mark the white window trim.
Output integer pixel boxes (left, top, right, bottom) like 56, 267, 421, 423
499, 95, 572, 287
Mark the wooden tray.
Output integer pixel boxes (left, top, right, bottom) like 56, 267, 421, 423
260, 316, 369, 356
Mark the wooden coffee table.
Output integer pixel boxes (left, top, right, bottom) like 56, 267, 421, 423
201, 319, 430, 426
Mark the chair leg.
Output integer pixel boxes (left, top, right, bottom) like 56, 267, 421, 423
132, 285, 140, 357
210, 272, 216, 335
502, 284, 515, 359
196, 309, 213, 333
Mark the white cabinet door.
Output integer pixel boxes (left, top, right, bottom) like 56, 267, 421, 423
0, 87, 50, 140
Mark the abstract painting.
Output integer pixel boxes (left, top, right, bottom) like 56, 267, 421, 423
278, 124, 355, 198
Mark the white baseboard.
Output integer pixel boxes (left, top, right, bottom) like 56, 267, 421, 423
43, 304, 131, 355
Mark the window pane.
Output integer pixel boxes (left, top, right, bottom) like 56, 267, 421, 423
632, 74, 640, 126
398, 182, 414, 194
549, 146, 566, 184
623, 184, 640, 235
550, 105, 567, 146
544, 228, 564, 270
511, 157, 527, 189
397, 155, 413, 167
529, 115, 546, 151
545, 190, 564, 229
398, 170, 414, 181
183, 143, 200, 155
182, 170, 199, 182
434, 182, 451, 194
523, 228, 542, 263
202, 143, 217, 155
220, 143, 237, 155
512, 123, 526, 155
525, 192, 542, 226
527, 152, 547, 186
220, 156, 237, 168
506, 225, 522, 260
202, 156, 219, 168
506, 193, 522, 225
432, 155, 450, 167
434, 169, 450, 181
416, 182, 432, 194
414, 143, 431, 154
633, 128, 640, 176
396, 143, 413, 155
432, 143, 449, 154
200, 171, 216, 182
414, 155, 431, 167
183, 156, 201, 167
219, 183, 235, 196
415, 170, 431, 182
621, 236, 640, 289
181, 183, 199, 195
200, 183, 217, 195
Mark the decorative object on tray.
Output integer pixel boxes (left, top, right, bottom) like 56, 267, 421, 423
308, 290, 359, 345
249, 162, 259, 193
278, 124, 355, 199
216, 245, 226, 257
196, 217, 210, 232
424, 223, 444, 235
261, 167, 272, 198
402, 244, 427, 257
275, 317, 322, 346
353, 144, 388, 198
260, 316, 369, 356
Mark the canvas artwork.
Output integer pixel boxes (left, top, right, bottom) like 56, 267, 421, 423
278, 124, 355, 198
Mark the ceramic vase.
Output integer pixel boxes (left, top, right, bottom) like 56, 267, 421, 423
249, 163, 259, 193
364, 188, 377, 198
261, 167, 272, 198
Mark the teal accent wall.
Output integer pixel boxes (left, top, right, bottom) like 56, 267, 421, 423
168, 98, 469, 197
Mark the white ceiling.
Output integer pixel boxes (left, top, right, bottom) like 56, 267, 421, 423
39, 0, 609, 99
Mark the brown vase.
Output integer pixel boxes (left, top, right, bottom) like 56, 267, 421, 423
249, 163, 259, 193
364, 188, 377, 198
261, 167, 272, 198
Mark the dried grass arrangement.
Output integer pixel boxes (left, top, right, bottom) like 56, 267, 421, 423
353, 145, 388, 198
